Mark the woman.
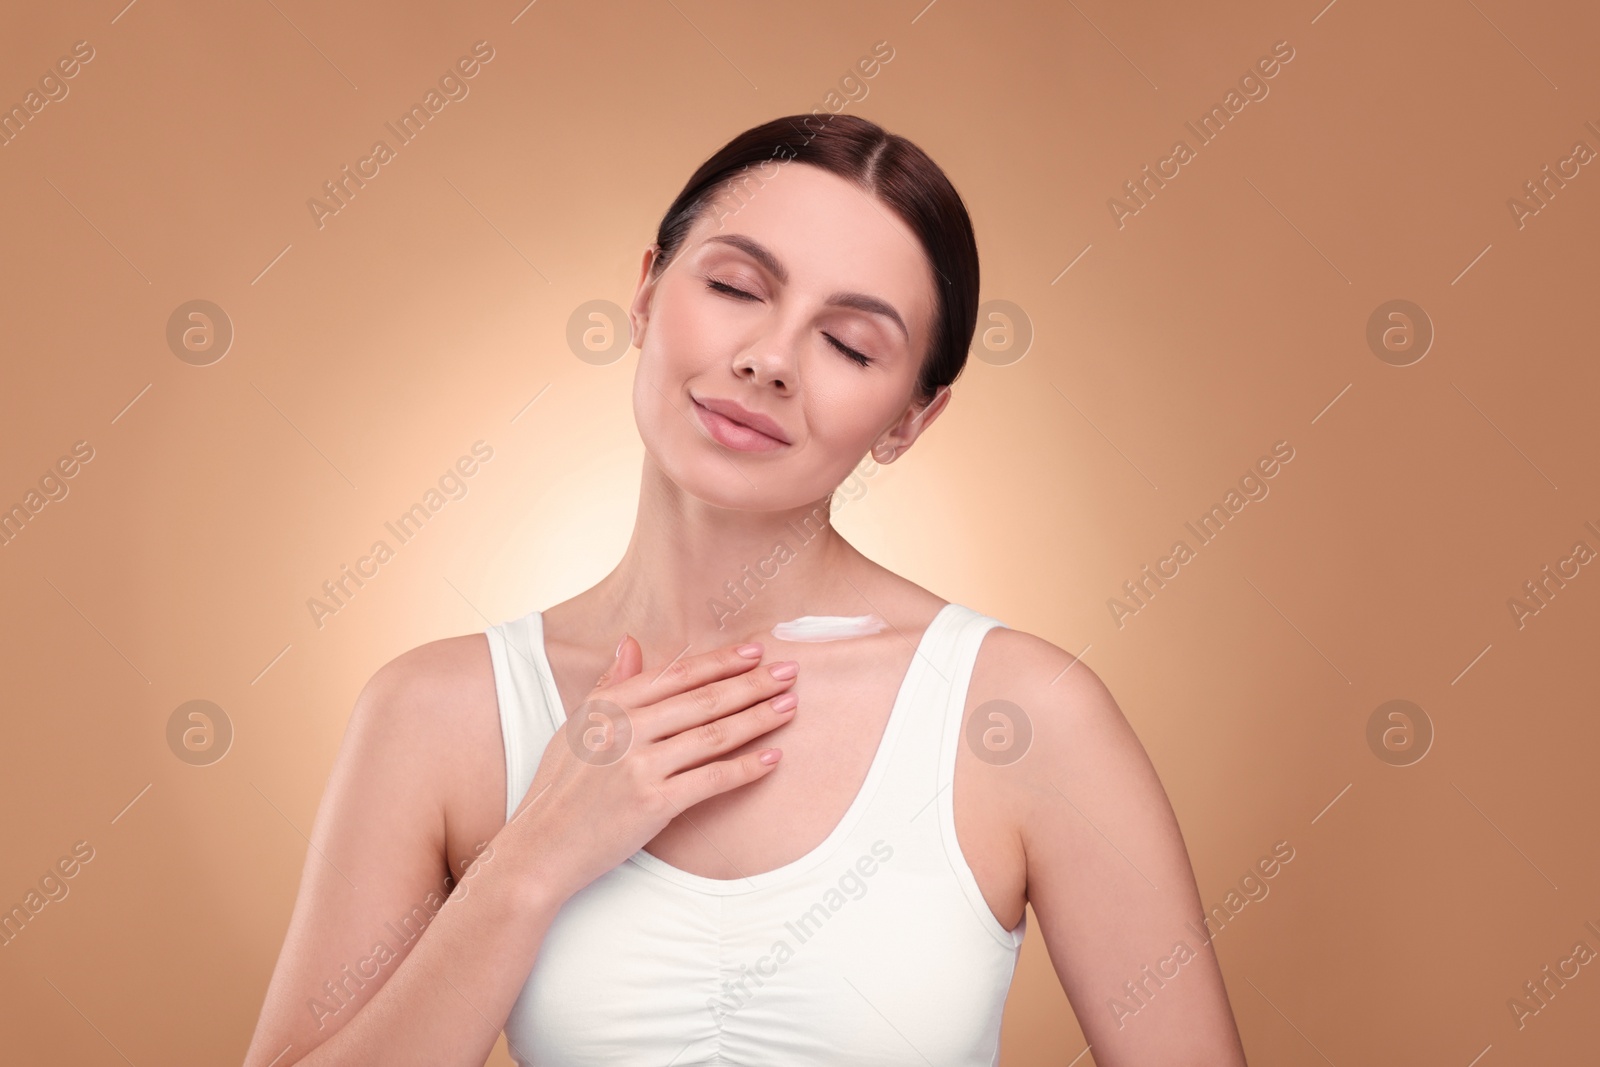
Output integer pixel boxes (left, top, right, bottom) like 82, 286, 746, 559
244, 114, 1249, 1066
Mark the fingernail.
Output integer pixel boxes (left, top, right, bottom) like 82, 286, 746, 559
759, 749, 782, 765
769, 661, 798, 680
736, 642, 763, 658
772, 693, 798, 713
615, 634, 628, 658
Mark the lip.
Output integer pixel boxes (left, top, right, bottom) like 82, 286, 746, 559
690, 394, 791, 451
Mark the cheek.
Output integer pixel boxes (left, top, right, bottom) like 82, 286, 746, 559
630, 342, 702, 464
650, 285, 724, 369
631, 307, 695, 423
804, 374, 890, 452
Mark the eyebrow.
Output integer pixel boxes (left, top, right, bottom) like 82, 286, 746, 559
702, 233, 910, 343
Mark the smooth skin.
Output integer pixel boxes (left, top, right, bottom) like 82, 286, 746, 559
243, 161, 1248, 1066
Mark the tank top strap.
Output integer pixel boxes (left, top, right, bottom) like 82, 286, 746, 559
485, 610, 561, 822
858, 602, 1021, 947
868, 602, 1007, 819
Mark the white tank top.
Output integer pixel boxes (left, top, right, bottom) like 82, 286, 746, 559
484, 601, 1026, 1066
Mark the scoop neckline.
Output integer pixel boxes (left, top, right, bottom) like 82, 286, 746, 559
526, 601, 960, 896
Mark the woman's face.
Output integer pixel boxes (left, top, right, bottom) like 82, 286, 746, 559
628, 161, 945, 512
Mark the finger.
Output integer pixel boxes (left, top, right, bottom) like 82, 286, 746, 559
603, 641, 770, 708
644, 659, 797, 742
593, 634, 642, 691
654, 692, 798, 774
661, 746, 783, 812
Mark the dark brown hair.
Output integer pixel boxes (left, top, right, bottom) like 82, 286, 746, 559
649, 114, 979, 405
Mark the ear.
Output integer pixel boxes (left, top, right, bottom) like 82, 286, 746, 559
873, 385, 951, 462
628, 245, 663, 350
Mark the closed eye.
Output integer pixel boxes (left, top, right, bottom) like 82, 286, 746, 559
825, 335, 873, 367
704, 278, 874, 367
706, 278, 758, 301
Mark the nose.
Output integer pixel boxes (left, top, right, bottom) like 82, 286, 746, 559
733, 335, 798, 392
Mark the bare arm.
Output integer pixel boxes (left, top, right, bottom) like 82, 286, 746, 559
1009, 637, 1249, 1066
242, 633, 801, 1066
240, 638, 570, 1067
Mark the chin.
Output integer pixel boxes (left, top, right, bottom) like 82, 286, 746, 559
663, 447, 798, 511
640, 426, 826, 514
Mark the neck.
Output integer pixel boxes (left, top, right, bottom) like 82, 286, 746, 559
583, 454, 872, 657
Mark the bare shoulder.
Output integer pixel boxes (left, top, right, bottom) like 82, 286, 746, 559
351, 633, 508, 880
967, 624, 1158, 812
354, 634, 499, 769
969, 624, 1129, 740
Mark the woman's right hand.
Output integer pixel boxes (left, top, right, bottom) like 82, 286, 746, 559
500, 636, 800, 903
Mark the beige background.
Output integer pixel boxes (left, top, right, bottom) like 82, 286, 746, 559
2, 0, 1596, 1063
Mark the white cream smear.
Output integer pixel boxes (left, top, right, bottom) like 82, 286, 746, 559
770, 613, 888, 642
